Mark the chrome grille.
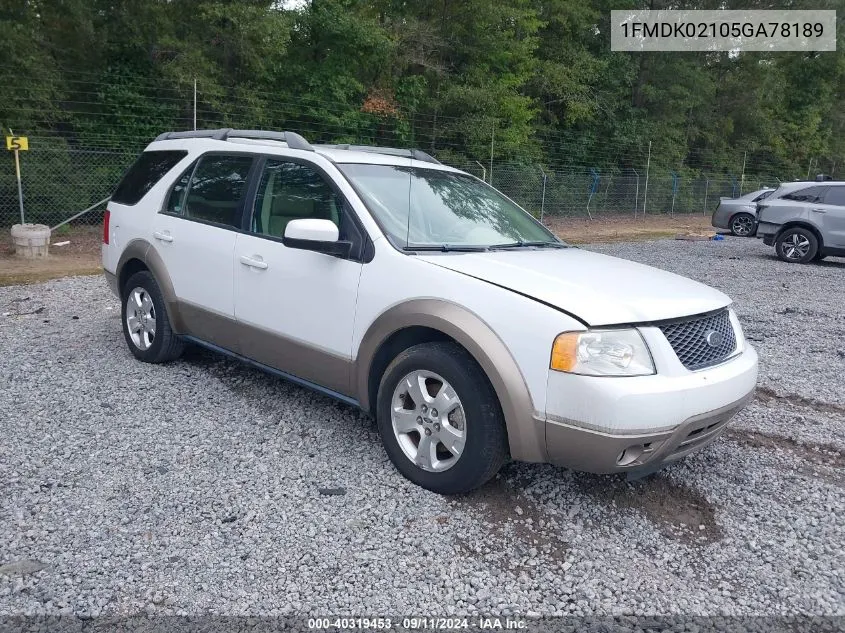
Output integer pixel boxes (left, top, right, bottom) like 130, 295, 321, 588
659, 309, 737, 370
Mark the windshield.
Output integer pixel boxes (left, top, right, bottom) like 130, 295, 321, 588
337, 164, 559, 249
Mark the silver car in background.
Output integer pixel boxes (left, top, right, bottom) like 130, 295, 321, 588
756, 181, 845, 263
711, 188, 775, 236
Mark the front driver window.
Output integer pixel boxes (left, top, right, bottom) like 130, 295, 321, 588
251, 160, 343, 239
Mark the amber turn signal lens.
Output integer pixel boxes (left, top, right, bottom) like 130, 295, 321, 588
550, 332, 579, 372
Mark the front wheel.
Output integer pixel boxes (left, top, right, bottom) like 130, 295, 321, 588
730, 213, 756, 237
775, 227, 818, 264
376, 342, 508, 495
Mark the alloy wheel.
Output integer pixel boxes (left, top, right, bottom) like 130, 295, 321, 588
731, 214, 754, 236
125, 287, 157, 351
782, 233, 811, 261
391, 370, 466, 472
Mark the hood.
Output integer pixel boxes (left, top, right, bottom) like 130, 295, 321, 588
417, 248, 731, 326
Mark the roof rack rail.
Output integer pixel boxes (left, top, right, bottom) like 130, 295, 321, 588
154, 129, 314, 151
317, 144, 441, 165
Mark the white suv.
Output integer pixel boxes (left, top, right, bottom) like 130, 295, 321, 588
102, 129, 758, 494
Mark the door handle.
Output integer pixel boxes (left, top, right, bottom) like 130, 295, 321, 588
811, 208, 827, 213
153, 230, 174, 242
239, 255, 269, 270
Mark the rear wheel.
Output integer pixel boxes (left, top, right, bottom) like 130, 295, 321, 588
376, 342, 508, 495
775, 227, 818, 264
730, 212, 756, 237
121, 270, 184, 363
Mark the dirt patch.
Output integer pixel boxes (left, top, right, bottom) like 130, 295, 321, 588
572, 473, 723, 545
545, 213, 717, 244
450, 473, 569, 573
755, 386, 845, 417
0, 225, 102, 286
726, 429, 845, 487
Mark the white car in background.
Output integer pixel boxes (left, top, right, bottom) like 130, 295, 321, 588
102, 129, 758, 494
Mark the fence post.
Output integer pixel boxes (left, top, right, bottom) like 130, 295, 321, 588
670, 171, 679, 217
586, 168, 599, 220
642, 141, 651, 216
489, 123, 495, 186
539, 166, 547, 222
475, 160, 486, 183
632, 168, 639, 218
703, 179, 709, 215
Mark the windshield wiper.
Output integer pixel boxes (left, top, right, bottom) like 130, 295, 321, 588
402, 244, 490, 252
488, 240, 567, 250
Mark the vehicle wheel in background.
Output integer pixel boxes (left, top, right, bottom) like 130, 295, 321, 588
121, 270, 184, 363
775, 227, 818, 264
376, 342, 508, 495
730, 213, 756, 237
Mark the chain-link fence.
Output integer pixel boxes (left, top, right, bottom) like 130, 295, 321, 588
0, 140, 796, 228
0, 146, 136, 228
460, 163, 784, 220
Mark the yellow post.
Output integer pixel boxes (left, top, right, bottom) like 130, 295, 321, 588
14, 148, 24, 224
6, 135, 28, 224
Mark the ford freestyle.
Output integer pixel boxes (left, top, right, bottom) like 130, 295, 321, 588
102, 129, 759, 494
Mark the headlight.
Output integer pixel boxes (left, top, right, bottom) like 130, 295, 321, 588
550, 329, 655, 376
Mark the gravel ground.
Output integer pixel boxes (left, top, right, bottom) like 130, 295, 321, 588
0, 236, 843, 621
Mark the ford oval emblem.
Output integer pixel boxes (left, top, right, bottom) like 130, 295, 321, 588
705, 330, 724, 348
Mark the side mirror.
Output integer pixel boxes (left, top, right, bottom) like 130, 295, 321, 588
283, 218, 352, 258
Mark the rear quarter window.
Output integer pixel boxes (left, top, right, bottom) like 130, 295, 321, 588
111, 150, 188, 205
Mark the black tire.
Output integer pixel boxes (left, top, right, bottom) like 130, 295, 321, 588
729, 212, 756, 237
775, 227, 819, 264
376, 342, 508, 495
121, 270, 184, 363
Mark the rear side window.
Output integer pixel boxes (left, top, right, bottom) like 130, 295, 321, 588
782, 186, 827, 203
184, 154, 254, 228
823, 186, 845, 206
111, 150, 188, 205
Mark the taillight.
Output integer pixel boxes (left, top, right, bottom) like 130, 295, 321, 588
103, 209, 111, 244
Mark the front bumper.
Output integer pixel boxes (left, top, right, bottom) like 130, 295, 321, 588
545, 391, 753, 474
544, 341, 758, 474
